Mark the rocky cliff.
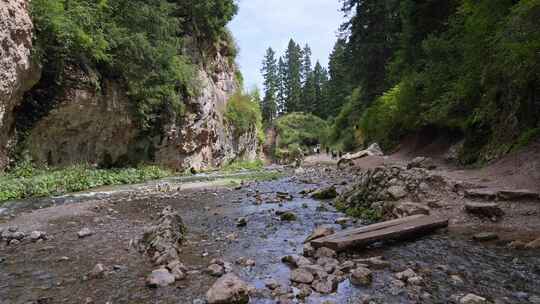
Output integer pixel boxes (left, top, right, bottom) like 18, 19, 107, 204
0, 2, 259, 171
0, 0, 40, 170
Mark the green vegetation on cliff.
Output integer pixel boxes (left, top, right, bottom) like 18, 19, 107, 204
0, 164, 171, 203
31, 0, 238, 129
225, 90, 264, 142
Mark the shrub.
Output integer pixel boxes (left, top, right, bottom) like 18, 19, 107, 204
275, 112, 329, 154
225, 91, 264, 142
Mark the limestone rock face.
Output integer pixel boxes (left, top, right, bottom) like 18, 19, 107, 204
19, 38, 258, 170
0, 0, 40, 170
155, 47, 259, 171
25, 65, 138, 167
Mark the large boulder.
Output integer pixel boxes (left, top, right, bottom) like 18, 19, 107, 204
206, 273, 250, 304
0, 0, 40, 170
140, 207, 187, 265
338, 143, 383, 168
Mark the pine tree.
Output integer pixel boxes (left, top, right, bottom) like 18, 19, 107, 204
325, 39, 351, 118
260, 47, 279, 124
312, 61, 329, 117
277, 56, 287, 115
284, 39, 303, 113
301, 44, 312, 85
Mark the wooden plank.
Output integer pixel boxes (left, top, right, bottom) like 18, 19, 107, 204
311, 216, 448, 251
316, 215, 426, 241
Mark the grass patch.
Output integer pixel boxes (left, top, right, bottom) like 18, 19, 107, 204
334, 200, 383, 223
221, 159, 264, 172
0, 164, 172, 203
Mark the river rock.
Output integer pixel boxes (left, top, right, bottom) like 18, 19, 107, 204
29, 231, 47, 242
89, 263, 106, 278
141, 206, 186, 265
355, 256, 390, 269
311, 186, 338, 200
338, 261, 356, 273
473, 232, 498, 242
305, 226, 334, 243
264, 279, 279, 290
206, 273, 250, 304
460, 293, 487, 304
394, 202, 430, 217
282, 254, 312, 268
316, 257, 339, 273
407, 157, 436, 170
147, 268, 175, 288
395, 268, 417, 281
314, 247, 337, 259
303, 243, 315, 257
312, 275, 339, 294
387, 186, 408, 200
207, 264, 225, 277
525, 238, 540, 249
350, 267, 373, 286
77, 228, 94, 238
335, 217, 353, 225
290, 268, 314, 284
280, 212, 297, 221
236, 217, 247, 227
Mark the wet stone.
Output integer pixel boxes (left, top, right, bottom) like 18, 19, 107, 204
314, 247, 337, 259
264, 279, 279, 290
473, 232, 498, 242
290, 268, 314, 284
146, 268, 175, 288
312, 275, 339, 294
206, 273, 250, 304
236, 217, 247, 227
350, 267, 373, 286
89, 263, 106, 279
207, 264, 225, 277
460, 293, 487, 304
305, 226, 334, 243
77, 228, 94, 238
280, 212, 297, 221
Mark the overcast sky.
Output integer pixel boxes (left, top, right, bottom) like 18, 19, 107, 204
229, 0, 344, 91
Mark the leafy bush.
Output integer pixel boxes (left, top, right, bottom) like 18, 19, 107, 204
275, 113, 329, 158
225, 91, 264, 142
0, 165, 171, 203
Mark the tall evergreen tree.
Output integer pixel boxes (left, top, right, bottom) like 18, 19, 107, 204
301, 44, 312, 85
312, 61, 329, 117
260, 47, 279, 124
284, 39, 303, 113
277, 57, 287, 115
325, 39, 351, 117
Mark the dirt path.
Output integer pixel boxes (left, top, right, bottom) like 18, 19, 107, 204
1, 163, 540, 304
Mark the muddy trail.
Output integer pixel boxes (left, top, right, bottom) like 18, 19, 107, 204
1, 167, 540, 304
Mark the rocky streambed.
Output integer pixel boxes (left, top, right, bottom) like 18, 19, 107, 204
1, 167, 540, 304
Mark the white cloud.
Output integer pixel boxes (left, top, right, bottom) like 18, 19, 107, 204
229, 0, 343, 90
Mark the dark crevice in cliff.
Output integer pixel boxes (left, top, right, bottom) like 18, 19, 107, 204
12, 56, 64, 160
